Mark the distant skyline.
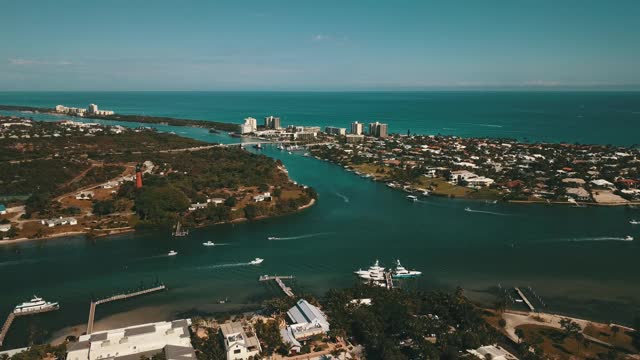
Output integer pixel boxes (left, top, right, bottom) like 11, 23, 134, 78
1, 0, 639, 91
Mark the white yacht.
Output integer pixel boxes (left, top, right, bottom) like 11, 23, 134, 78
624, 235, 634, 241
203, 241, 215, 246
406, 195, 418, 202
13, 296, 59, 314
630, 219, 640, 225
355, 260, 385, 281
168, 250, 178, 256
392, 260, 422, 278
250, 258, 264, 265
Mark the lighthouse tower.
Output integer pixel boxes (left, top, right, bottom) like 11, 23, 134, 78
135, 164, 143, 189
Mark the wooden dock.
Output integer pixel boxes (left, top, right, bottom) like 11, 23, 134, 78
86, 284, 166, 334
259, 275, 295, 297
514, 287, 535, 312
384, 272, 395, 290
1, 306, 59, 347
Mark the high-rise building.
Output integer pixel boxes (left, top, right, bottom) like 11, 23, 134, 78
325, 126, 347, 136
88, 104, 98, 113
351, 121, 363, 135
239, 117, 257, 134
264, 116, 281, 129
368, 122, 389, 138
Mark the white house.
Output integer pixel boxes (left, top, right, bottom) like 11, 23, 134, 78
467, 345, 519, 360
285, 299, 330, 340
75, 191, 94, 200
253, 192, 271, 202
41, 217, 78, 227
449, 170, 478, 184
66, 319, 196, 360
590, 179, 614, 188
219, 321, 261, 360
466, 176, 495, 187
0, 224, 11, 232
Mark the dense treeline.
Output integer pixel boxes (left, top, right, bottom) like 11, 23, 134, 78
323, 285, 499, 360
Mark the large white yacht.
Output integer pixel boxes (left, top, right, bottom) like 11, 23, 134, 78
355, 260, 385, 281
392, 260, 422, 278
13, 296, 59, 314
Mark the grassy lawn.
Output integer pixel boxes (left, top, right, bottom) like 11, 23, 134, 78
518, 324, 610, 360
583, 323, 637, 353
350, 163, 390, 180
418, 178, 473, 197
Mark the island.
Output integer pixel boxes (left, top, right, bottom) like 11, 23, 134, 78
0, 115, 316, 243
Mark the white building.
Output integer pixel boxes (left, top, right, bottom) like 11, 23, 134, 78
219, 321, 261, 360
351, 121, 363, 135
466, 176, 495, 187
325, 126, 346, 136
0, 224, 11, 232
66, 319, 196, 360
285, 299, 330, 340
239, 117, 257, 134
449, 170, 478, 184
41, 217, 78, 227
264, 116, 281, 129
467, 345, 519, 360
253, 192, 271, 202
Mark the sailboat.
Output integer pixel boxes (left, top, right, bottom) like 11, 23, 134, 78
172, 221, 189, 237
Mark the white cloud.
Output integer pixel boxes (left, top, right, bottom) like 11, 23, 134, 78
9, 58, 72, 66
312, 34, 330, 42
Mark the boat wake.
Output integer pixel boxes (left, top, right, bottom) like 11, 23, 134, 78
563, 237, 633, 243
464, 207, 512, 216
196, 261, 253, 270
268, 232, 334, 241
463, 123, 504, 128
335, 193, 350, 203
0, 259, 38, 267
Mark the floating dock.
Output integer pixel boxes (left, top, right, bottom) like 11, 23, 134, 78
514, 287, 535, 312
86, 284, 166, 334
0, 306, 59, 347
259, 275, 295, 297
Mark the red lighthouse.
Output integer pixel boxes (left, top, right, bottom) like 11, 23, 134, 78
135, 164, 143, 189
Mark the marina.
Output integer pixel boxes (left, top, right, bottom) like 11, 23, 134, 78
0, 296, 60, 347
259, 275, 296, 298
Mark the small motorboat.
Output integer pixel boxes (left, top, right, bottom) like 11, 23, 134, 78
168, 250, 178, 256
406, 195, 418, 202
250, 257, 264, 265
630, 219, 640, 225
624, 235, 634, 241
267, 236, 279, 240
464, 207, 472, 212
203, 241, 215, 246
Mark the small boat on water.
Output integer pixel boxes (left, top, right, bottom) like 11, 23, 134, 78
253, 143, 262, 149
624, 235, 634, 241
203, 241, 215, 246
630, 219, 640, 225
392, 260, 422, 278
267, 236, 279, 240
406, 195, 418, 202
14, 296, 59, 314
168, 250, 178, 256
250, 258, 264, 265
464, 207, 472, 212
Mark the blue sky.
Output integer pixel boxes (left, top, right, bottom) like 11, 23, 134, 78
1, 0, 639, 90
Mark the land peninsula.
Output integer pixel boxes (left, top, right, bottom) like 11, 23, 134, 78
0, 115, 316, 243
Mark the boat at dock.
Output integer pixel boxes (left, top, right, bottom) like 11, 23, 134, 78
392, 260, 422, 278
355, 260, 385, 281
250, 258, 264, 265
406, 195, 418, 202
203, 241, 215, 246
13, 296, 59, 314
168, 250, 178, 256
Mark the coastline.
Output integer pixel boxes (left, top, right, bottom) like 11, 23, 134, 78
0, 198, 317, 246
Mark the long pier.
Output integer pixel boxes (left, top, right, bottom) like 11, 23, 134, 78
514, 287, 535, 312
86, 285, 166, 334
1, 306, 59, 347
259, 275, 295, 297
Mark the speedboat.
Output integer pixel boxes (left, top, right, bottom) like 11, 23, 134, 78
630, 219, 640, 225
203, 241, 215, 246
392, 260, 422, 278
168, 250, 178, 256
464, 207, 472, 212
13, 296, 59, 314
624, 235, 634, 241
250, 258, 264, 265
267, 236, 279, 240
407, 195, 418, 202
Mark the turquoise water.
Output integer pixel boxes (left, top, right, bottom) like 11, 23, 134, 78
0, 92, 639, 348
1, 91, 640, 145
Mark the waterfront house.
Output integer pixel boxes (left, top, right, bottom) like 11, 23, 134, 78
467, 345, 519, 360
219, 321, 261, 360
41, 217, 78, 227
285, 299, 330, 340
188, 203, 208, 211
566, 187, 591, 201
66, 319, 195, 360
